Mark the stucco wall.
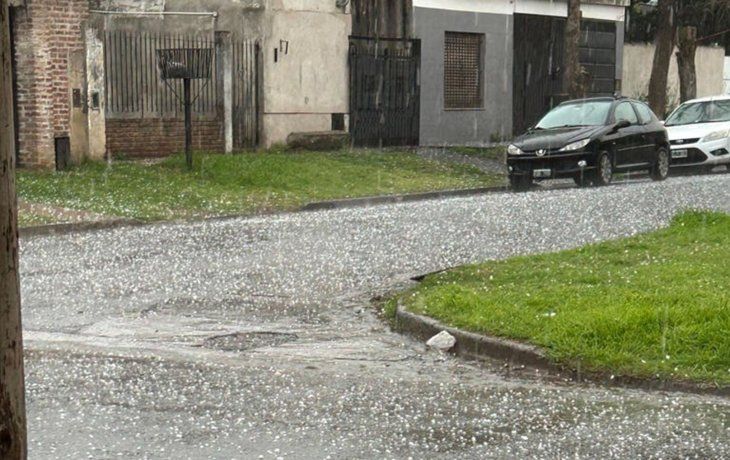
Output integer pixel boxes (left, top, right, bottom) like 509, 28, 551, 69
414, 7, 513, 146
89, 0, 264, 39
261, 1, 351, 146
622, 43, 725, 115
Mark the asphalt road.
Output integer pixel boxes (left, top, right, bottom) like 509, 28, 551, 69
20, 174, 730, 459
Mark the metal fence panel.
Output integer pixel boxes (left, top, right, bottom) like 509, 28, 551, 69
104, 31, 259, 148
104, 31, 217, 117
349, 37, 420, 147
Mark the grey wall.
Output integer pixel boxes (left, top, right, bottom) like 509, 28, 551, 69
88, 0, 265, 39
414, 7, 513, 146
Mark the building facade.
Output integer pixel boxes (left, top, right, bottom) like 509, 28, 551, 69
9, 0, 636, 167
411, 0, 629, 146
8, 0, 352, 167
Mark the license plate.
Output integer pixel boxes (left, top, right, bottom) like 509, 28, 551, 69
672, 149, 688, 159
533, 168, 551, 178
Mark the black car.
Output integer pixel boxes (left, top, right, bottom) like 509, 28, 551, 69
507, 97, 670, 190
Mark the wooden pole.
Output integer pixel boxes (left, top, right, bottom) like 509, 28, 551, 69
0, 0, 27, 457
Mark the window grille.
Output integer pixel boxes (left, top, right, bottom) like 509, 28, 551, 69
444, 32, 484, 109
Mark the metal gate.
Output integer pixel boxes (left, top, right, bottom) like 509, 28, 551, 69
103, 31, 259, 152
349, 36, 420, 147
512, 15, 617, 135
232, 40, 259, 149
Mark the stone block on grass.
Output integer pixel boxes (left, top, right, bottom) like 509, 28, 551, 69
286, 131, 350, 151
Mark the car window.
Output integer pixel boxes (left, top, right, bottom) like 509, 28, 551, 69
535, 100, 612, 129
614, 102, 639, 125
665, 100, 730, 126
633, 102, 657, 125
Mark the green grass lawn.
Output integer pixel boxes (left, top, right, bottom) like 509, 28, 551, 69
17, 150, 501, 222
449, 146, 506, 161
396, 211, 730, 385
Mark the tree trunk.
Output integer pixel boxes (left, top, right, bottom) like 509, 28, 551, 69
563, 0, 584, 99
647, 0, 676, 117
0, 0, 27, 458
676, 25, 697, 103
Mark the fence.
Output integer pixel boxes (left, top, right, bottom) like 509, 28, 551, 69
103, 31, 259, 154
348, 37, 421, 147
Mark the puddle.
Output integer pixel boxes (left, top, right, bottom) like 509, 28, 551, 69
203, 332, 299, 351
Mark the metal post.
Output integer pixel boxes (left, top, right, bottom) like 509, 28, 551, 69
184, 77, 192, 170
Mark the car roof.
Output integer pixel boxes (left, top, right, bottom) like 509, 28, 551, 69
680, 95, 730, 104
559, 96, 646, 106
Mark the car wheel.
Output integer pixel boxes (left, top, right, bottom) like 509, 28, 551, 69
592, 152, 613, 186
650, 147, 670, 181
509, 174, 531, 191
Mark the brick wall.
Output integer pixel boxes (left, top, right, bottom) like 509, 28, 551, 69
106, 118, 225, 157
11, 0, 89, 168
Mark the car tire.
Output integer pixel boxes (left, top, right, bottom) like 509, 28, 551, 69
509, 174, 531, 191
650, 147, 670, 181
592, 152, 613, 186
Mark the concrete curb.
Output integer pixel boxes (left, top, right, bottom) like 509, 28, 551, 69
395, 305, 730, 397
301, 186, 507, 211
395, 306, 558, 371
19, 218, 145, 238
19, 186, 508, 238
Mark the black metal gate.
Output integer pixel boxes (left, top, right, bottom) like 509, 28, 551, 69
349, 36, 420, 147
513, 15, 617, 135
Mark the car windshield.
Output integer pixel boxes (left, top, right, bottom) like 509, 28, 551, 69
535, 100, 612, 129
665, 100, 730, 126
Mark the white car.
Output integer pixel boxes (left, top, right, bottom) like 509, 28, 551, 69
664, 95, 730, 171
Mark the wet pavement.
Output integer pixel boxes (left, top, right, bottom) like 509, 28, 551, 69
20, 174, 730, 459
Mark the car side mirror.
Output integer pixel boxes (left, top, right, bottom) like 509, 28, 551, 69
614, 119, 631, 131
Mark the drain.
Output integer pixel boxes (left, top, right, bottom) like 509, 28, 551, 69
203, 332, 298, 351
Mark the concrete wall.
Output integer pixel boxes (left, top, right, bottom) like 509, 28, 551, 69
724, 56, 730, 95
414, 8, 513, 146
261, 0, 351, 146
622, 43, 726, 115
89, 0, 264, 39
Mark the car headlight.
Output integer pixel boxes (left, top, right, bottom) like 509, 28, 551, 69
701, 129, 730, 143
559, 138, 591, 152
507, 144, 524, 156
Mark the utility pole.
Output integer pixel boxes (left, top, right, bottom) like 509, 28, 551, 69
0, 0, 27, 458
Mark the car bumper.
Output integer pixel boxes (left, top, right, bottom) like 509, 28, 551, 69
507, 151, 596, 178
669, 138, 730, 167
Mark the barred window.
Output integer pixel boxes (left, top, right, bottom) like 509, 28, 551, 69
444, 32, 484, 109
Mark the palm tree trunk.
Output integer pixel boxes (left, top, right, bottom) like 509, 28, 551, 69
0, 0, 27, 458
648, 0, 676, 117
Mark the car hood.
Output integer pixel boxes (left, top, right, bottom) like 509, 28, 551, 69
665, 121, 730, 141
512, 126, 603, 152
